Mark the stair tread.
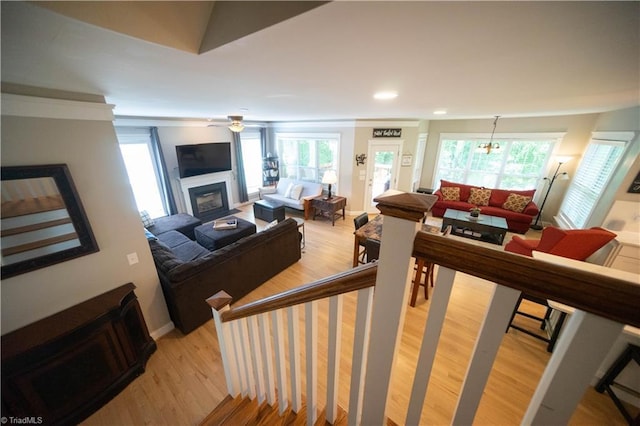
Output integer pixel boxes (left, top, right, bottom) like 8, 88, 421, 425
200, 394, 246, 426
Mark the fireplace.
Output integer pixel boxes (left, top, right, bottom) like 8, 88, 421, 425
188, 182, 230, 222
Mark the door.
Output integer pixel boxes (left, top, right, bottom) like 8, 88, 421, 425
364, 141, 402, 213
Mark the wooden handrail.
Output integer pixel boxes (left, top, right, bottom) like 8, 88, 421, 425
413, 231, 640, 328
216, 262, 378, 322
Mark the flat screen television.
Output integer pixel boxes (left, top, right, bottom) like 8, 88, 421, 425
176, 142, 232, 178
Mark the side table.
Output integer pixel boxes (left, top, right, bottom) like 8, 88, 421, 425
311, 195, 346, 226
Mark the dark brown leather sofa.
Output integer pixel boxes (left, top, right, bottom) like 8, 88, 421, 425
148, 218, 301, 334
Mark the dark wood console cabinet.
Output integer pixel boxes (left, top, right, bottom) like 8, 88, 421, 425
1, 283, 156, 425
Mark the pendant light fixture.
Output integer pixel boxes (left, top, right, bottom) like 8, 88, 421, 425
477, 116, 501, 154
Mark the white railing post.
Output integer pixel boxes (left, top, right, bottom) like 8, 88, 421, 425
348, 287, 375, 426
306, 301, 319, 425
210, 301, 240, 397
360, 213, 423, 425
271, 309, 289, 414
523, 310, 624, 425
452, 284, 521, 424
405, 266, 457, 425
258, 313, 276, 405
326, 294, 344, 424
287, 305, 302, 412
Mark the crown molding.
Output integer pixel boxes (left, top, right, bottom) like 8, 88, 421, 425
1, 93, 114, 121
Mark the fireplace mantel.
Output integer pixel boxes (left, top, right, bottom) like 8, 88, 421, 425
179, 171, 234, 216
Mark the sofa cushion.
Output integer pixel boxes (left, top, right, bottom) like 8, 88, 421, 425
140, 210, 154, 227
290, 184, 304, 200
157, 230, 210, 262
440, 186, 460, 201
502, 193, 533, 213
468, 188, 491, 206
149, 239, 183, 274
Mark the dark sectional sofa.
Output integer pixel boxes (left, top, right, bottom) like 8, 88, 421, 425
147, 217, 301, 334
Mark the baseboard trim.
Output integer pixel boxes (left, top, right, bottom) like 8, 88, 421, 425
150, 321, 175, 340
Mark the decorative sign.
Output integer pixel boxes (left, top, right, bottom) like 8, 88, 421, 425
401, 155, 413, 167
627, 171, 640, 194
373, 128, 402, 138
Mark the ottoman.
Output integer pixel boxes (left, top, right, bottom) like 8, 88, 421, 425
253, 199, 285, 223
194, 216, 257, 251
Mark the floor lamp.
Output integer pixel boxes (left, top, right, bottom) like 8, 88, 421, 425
530, 156, 572, 230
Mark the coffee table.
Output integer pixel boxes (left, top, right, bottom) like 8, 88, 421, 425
441, 209, 508, 245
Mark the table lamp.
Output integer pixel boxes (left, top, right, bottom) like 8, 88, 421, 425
322, 170, 338, 199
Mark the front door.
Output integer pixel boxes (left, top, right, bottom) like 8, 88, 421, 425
364, 141, 402, 213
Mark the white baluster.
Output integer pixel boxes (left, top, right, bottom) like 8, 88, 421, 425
288, 305, 302, 412
306, 301, 318, 425
231, 320, 249, 396
239, 318, 257, 398
326, 294, 343, 424
211, 306, 239, 396
271, 309, 289, 414
405, 266, 457, 425
361, 215, 420, 425
348, 286, 375, 426
248, 315, 266, 403
258, 313, 276, 405
523, 310, 624, 425
452, 283, 521, 425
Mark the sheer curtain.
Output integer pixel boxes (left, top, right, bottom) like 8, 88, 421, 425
150, 127, 177, 215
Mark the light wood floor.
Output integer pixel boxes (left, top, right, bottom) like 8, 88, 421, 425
83, 204, 631, 425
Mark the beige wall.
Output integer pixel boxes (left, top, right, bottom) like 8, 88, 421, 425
1, 106, 171, 336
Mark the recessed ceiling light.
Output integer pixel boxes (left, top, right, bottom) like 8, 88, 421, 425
373, 91, 398, 100
434, 110, 447, 115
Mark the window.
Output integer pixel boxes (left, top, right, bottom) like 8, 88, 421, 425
557, 138, 627, 229
434, 134, 559, 191
116, 128, 166, 218
239, 130, 263, 195
276, 133, 340, 189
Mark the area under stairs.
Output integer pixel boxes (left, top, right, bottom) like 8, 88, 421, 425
200, 394, 399, 426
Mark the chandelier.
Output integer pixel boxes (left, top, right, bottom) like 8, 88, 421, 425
477, 116, 501, 154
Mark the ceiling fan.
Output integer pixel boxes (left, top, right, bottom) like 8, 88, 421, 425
207, 115, 260, 132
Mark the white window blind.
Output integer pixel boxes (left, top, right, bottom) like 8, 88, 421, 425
557, 139, 626, 229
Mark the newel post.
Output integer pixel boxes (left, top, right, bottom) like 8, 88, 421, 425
206, 290, 240, 397
359, 192, 438, 425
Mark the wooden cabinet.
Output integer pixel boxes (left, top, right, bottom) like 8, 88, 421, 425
262, 156, 279, 186
1, 283, 156, 425
311, 195, 346, 226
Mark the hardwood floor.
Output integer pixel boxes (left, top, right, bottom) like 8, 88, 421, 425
82, 204, 630, 425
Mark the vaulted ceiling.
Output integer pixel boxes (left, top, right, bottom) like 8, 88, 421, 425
2, 1, 638, 122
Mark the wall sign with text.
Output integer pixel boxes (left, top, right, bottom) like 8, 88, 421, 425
373, 128, 402, 138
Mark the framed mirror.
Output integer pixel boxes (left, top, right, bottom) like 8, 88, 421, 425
1, 164, 99, 278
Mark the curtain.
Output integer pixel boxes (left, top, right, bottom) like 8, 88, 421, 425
150, 127, 177, 215
234, 132, 249, 203
260, 127, 268, 158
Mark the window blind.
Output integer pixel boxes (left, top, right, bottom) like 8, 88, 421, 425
558, 140, 626, 229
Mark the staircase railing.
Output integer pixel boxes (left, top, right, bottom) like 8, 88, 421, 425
208, 192, 640, 425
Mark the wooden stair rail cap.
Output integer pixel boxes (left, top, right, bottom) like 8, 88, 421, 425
374, 191, 438, 222
413, 231, 640, 328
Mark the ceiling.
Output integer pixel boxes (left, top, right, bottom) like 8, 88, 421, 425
1, 1, 639, 123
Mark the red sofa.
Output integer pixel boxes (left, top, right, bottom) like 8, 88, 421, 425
431, 180, 539, 234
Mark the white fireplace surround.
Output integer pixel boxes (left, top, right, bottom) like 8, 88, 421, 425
179, 171, 234, 216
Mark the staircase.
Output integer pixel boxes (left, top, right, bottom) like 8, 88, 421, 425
201, 394, 400, 426
204, 192, 639, 425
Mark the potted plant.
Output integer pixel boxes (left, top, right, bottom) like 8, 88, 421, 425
469, 206, 481, 218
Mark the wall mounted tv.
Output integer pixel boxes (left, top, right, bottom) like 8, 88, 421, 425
176, 142, 232, 178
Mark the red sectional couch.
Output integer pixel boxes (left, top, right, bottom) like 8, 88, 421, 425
431, 180, 539, 234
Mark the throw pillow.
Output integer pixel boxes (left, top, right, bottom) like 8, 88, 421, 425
503, 193, 533, 213
468, 188, 491, 206
440, 186, 460, 201
290, 184, 304, 200
283, 183, 295, 198
140, 210, 154, 227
